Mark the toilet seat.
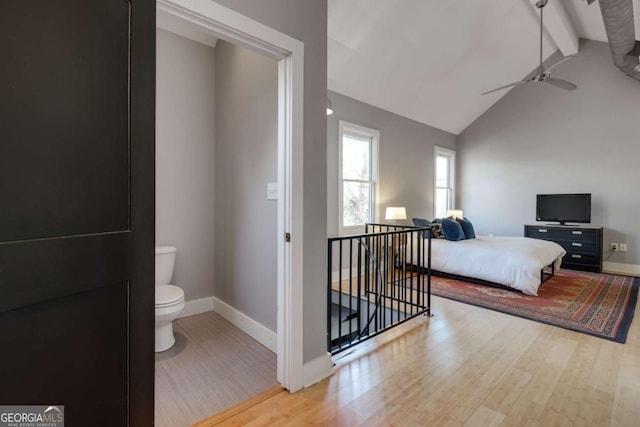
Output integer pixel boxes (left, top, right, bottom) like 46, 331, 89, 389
156, 284, 184, 308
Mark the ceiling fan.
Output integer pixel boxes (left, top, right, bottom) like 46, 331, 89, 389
482, 0, 577, 96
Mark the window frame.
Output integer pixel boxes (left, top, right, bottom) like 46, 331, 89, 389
338, 120, 380, 235
434, 146, 456, 219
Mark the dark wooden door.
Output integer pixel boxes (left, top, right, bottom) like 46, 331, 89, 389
0, 0, 155, 425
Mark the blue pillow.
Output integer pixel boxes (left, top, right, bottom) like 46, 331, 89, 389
456, 217, 476, 239
413, 218, 431, 239
441, 218, 465, 241
412, 218, 432, 238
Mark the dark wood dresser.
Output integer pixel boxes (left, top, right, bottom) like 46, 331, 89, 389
524, 224, 603, 273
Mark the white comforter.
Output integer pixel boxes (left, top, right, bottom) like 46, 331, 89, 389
411, 236, 566, 296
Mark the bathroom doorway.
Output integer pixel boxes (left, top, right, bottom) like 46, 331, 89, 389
154, 1, 304, 424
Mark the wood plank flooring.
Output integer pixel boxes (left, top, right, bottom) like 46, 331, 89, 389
155, 311, 278, 427
197, 293, 640, 426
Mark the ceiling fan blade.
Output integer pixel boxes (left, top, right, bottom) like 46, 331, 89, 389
546, 77, 577, 91
480, 0, 578, 98
481, 81, 526, 96
544, 55, 577, 74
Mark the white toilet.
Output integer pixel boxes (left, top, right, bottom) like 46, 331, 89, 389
155, 245, 185, 352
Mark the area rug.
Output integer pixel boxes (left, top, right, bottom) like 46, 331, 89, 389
430, 270, 639, 343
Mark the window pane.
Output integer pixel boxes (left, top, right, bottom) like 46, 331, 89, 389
342, 134, 370, 180
435, 188, 449, 219
343, 181, 371, 226
436, 155, 449, 187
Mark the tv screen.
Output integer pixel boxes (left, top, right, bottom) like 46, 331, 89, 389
536, 193, 591, 225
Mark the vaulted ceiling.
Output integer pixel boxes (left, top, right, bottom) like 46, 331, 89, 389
328, 0, 640, 135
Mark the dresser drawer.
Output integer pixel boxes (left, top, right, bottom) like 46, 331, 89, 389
525, 227, 555, 240
558, 240, 598, 254
558, 228, 599, 243
525, 226, 598, 243
563, 252, 600, 266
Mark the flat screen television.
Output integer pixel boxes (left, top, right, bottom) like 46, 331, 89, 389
536, 193, 591, 225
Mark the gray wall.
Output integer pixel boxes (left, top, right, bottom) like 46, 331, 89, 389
214, 41, 278, 331
212, 0, 328, 362
156, 29, 217, 300
458, 39, 640, 266
327, 90, 457, 237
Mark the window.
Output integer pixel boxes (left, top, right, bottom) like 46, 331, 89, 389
339, 121, 379, 234
434, 146, 456, 219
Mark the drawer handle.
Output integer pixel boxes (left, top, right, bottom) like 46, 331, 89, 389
572, 231, 583, 235
538, 229, 547, 233
571, 254, 582, 259
572, 242, 582, 247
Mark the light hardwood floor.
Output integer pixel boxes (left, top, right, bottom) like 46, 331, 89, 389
197, 293, 640, 426
155, 311, 278, 427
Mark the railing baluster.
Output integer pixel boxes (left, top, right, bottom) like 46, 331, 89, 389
327, 239, 332, 353
408, 231, 413, 316
338, 240, 343, 351
357, 238, 362, 342
427, 231, 432, 316
349, 238, 353, 344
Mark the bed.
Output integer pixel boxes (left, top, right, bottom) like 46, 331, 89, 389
408, 235, 566, 296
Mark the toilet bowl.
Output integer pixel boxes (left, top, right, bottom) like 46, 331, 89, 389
155, 246, 185, 352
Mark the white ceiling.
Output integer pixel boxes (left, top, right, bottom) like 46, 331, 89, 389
328, 0, 640, 135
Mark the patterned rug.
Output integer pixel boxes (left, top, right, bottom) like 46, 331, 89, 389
430, 269, 639, 343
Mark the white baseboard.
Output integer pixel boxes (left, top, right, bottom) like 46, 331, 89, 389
176, 296, 277, 353
603, 262, 640, 276
178, 296, 215, 319
302, 352, 333, 388
211, 297, 277, 353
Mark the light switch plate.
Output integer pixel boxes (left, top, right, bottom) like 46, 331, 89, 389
267, 182, 278, 200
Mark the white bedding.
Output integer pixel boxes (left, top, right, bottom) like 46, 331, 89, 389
410, 236, 566, 296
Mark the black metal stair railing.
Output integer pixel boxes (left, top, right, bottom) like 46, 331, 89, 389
327, 224, 432, 355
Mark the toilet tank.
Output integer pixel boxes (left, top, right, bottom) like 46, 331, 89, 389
155, 246, 177, 287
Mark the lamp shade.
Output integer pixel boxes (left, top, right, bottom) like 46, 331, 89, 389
385, 207, 407, 221
326, 98, 334, 115
447, 209, 464, 219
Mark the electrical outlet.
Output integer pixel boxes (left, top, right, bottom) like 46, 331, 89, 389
620, 243, 627, 252
611, 243, 619, 251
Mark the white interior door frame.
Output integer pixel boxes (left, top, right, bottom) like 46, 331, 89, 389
156, 0, 305, 392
